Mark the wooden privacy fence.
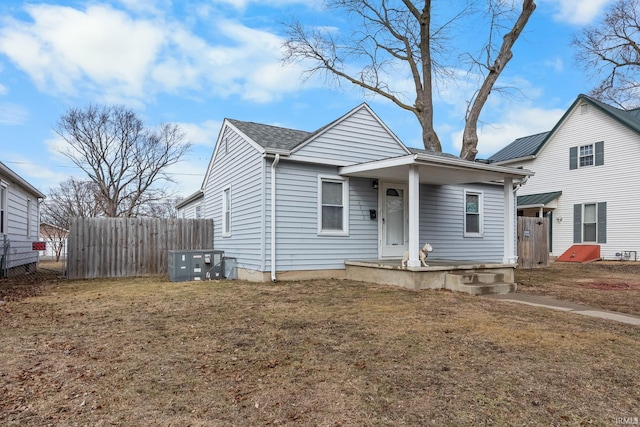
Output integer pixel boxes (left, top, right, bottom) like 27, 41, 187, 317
517, 216, 549, 269
67, 217, 214, 279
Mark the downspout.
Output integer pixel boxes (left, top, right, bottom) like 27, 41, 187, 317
270, 154, 280, 282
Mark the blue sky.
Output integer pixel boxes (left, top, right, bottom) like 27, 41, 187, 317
0, 0, 615, 197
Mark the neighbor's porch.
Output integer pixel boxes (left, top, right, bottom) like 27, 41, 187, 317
345, 258, 516, 295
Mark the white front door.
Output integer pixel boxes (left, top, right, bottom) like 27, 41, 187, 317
380, 183, 408, 258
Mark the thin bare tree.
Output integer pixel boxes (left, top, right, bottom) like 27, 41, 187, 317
573, 0, 640, 109
283, 0, 535, 160
55, 105, 190, 217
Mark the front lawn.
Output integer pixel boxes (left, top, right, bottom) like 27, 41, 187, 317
1, 276, 638, 426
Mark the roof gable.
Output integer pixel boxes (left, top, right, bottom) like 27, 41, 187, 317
489, 94, 640, 164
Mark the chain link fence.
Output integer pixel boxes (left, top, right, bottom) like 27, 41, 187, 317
0, 235, 66, 301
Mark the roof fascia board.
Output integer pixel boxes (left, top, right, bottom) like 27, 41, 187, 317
291, 103, 411, 155
492, 155, 536, 165
176, 190, 204, 209
272, 153, 353, 167
413, 152, 534, 178
202, 119, 267, 191
0, 161, 45, 198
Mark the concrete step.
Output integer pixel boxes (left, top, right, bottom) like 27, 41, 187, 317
444, 272, 515, 295
444, 272, 505, 286
445, 280, 517, 295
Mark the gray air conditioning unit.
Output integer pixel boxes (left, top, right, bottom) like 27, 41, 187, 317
168, 249, 224, 282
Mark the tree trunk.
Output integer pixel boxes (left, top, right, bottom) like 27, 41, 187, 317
459, 0, 536, 161
416, 0, 442, 152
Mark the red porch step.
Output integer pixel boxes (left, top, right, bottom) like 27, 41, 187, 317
556, 245, 600, 263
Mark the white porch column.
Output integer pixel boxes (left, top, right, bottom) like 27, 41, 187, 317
407, 165, 420, 268
503, 177, 516, 264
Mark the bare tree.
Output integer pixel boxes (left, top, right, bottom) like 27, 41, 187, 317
42, 178, 102, 229
55, 105, 190, 217
41, 178, 102, 261
283, 0, 535, 160
573, 0, 640, 109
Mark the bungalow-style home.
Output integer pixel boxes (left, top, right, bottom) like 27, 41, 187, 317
0, 161, 45, 276
177, 104, 532, 293
488, 94, 640, 261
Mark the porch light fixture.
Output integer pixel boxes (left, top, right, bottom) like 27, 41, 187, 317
371, 179, 379, 189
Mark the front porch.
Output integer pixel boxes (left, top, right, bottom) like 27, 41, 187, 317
345, 259, 517, 295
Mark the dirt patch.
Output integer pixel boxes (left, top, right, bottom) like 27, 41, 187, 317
1, 276, 639, 426
516, 261, 640, 316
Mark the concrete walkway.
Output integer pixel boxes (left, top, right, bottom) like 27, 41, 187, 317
486, 293, 640, 326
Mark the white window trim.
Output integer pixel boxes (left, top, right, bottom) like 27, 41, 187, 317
26, 198, 32, 237
222, 186, 231, 237
317, 175, 349, 237
578, 143, 594, 168
0, 181, 7, 236
582, 202, 598, 243
463, 189, 484, 238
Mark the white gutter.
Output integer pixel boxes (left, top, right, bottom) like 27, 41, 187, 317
270, 154, 280, 282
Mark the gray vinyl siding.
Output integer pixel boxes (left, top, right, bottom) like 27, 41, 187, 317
1, 174, 41, 269
266, 160, 378, 271
293, 107, 407, 164
419, 183, 505, 262
203, 126, 264, 271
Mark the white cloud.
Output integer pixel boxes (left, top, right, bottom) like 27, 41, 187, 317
0, 102, 27, 124
450, 105, 565, 158
178, 120, 222, 146
0, 5, 165, 99
0, 4, 314, 106
541, 0, 615, 25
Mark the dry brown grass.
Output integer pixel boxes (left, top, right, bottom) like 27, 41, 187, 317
516, 261, 640, 316
1, 274, 639, 426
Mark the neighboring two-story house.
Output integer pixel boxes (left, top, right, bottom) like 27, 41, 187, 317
489, 94, 640, 260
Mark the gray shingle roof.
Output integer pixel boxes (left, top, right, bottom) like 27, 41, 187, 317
227, 119, 311, 151
487, 132, 549, 163
408, 147, 461, 160
517, 191, 562, 207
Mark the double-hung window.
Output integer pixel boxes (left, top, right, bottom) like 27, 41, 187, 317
222, 187, 231, 237
0, 183, 6, 235
318, 176, 349, 236
573, 202, 606, 244
464, 190, 483, 237
583, 203, 597, 242
195, 204, 202, 219
570, 142, 603, 169
26, 199, 32, 237
579, 144, 594, 167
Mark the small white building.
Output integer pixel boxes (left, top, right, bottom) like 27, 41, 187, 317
0, 161, 45, 276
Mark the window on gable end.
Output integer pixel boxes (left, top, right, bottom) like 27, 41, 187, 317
579, 144, 594, 167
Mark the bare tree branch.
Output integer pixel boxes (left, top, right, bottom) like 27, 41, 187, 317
573, 0, 640, 109
283, 0, 535, 156
54, 105, 190, 217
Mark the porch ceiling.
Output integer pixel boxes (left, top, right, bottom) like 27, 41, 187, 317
339, 153, 533, 185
